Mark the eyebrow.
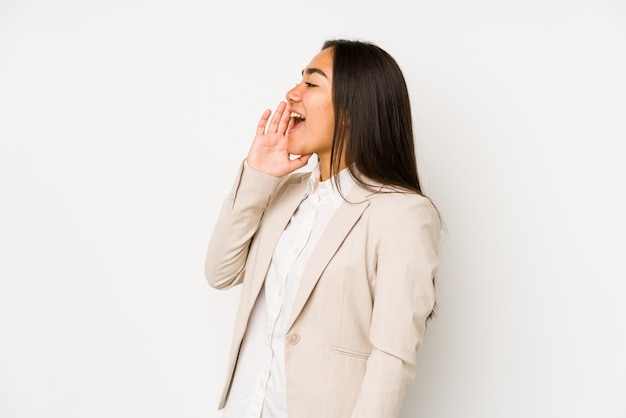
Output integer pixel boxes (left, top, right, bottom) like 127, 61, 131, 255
302, 67, 328, 78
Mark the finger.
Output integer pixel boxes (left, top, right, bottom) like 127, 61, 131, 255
288, 153, 313, 172
256, 108, 272, 136
286, 115, 294, 133
277, 101, 292, 134
267, 101, 286, 133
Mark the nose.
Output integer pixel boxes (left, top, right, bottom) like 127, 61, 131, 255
286, 83, 302, 103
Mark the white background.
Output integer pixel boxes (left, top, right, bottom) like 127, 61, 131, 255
1, 0, 625, 417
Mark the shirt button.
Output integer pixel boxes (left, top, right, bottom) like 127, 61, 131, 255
287, 333, 301, 345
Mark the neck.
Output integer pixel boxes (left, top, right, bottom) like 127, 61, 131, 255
318, 157, 347, 181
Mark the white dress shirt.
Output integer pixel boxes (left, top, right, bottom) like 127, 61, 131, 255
222, 162, 355, 418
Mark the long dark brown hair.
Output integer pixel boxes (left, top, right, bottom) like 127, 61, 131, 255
324, 39, 440, 322
323, 39, 422, 195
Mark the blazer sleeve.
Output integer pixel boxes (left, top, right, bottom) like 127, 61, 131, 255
351, 196, 441, 417
204, 160, 283, 290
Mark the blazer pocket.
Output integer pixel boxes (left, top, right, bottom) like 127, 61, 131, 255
331, 346, 371, 360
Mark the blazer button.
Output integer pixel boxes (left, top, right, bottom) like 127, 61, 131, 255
287, 333, 300, 345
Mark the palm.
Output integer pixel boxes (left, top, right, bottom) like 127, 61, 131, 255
247, 101, 311, 177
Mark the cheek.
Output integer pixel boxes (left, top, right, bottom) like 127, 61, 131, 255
323, 105, 335, 132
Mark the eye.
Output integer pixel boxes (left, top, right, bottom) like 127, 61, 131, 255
305, 82, 317, 88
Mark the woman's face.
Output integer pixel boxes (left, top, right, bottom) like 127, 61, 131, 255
286, 47, 335, 161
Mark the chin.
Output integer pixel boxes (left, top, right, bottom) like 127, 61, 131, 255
287, 144, 306, 157
289, 151, 307, 157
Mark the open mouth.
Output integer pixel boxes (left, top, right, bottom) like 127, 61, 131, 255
290, 112, 305, 130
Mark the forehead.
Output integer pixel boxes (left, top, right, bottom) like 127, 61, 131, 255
303, 47, 334, 79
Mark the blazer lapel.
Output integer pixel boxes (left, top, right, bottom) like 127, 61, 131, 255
246, 174, 309, 311
286, 185, 371, 331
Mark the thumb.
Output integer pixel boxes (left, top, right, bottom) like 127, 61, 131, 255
288, 154, 313, 172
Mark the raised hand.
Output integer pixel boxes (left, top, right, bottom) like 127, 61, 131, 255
246, 101, 312, 177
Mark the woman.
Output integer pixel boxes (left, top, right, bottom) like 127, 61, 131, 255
205, 39, 441, 418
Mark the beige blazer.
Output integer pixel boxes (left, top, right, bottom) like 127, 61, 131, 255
205, 162, 441, 418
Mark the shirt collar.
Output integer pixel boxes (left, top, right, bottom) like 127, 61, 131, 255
306, 162, 356, 210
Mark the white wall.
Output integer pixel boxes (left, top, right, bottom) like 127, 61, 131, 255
1, 0, 624, 417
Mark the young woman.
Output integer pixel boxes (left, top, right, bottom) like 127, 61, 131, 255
205, 39, 441, 418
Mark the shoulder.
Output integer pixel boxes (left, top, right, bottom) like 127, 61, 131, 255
358, 189, 442, 241
345, 174, 438, 220
367, 189, 438, 217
